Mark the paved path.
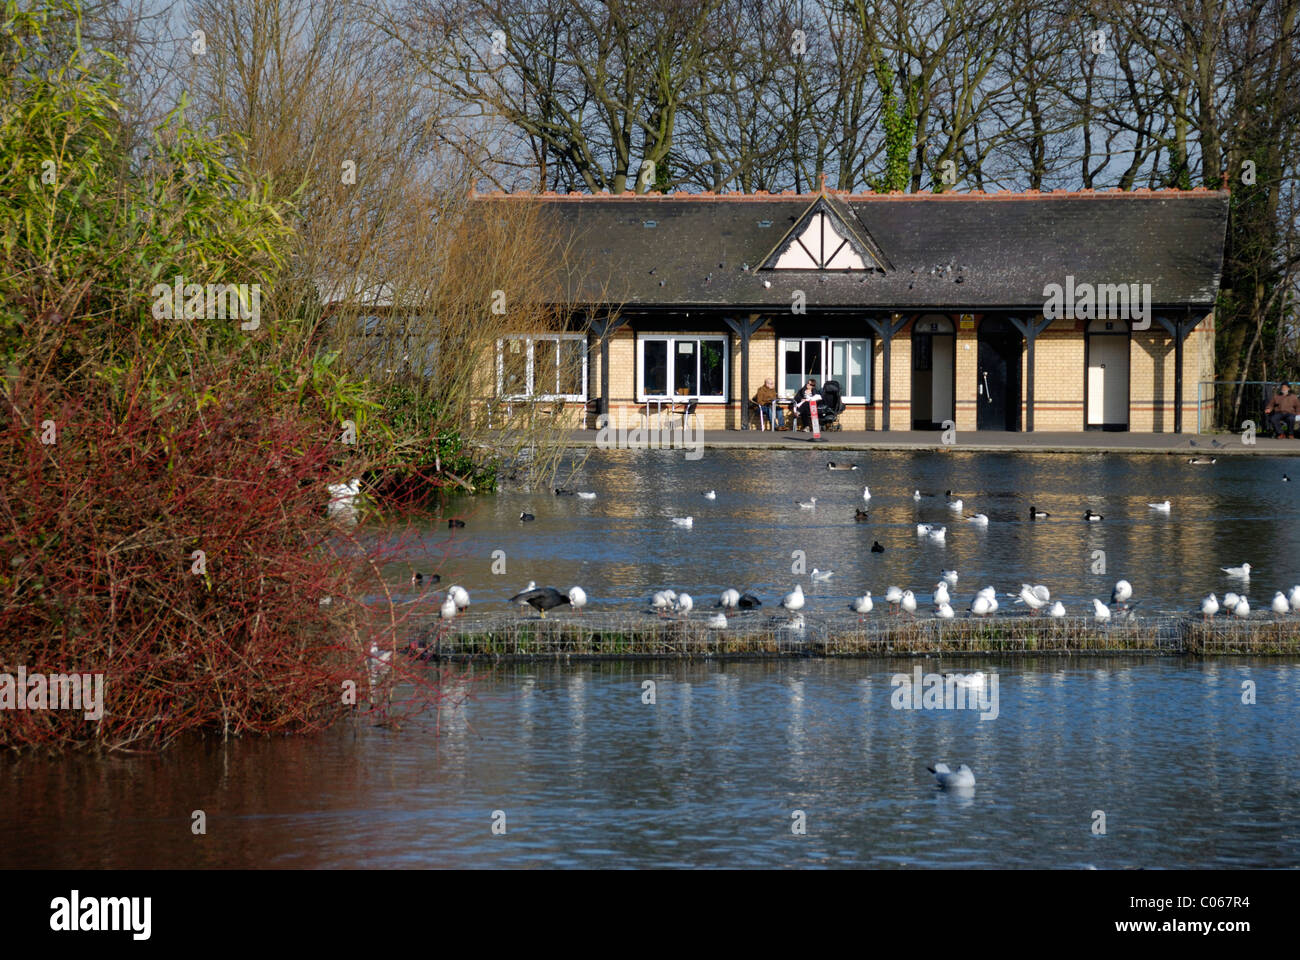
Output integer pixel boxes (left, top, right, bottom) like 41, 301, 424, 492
567, 428, 1300, 455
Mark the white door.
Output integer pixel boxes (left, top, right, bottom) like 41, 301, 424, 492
1087, 335, 1129, 426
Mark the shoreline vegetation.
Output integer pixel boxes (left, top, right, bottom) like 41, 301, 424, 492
412, 613, 1300, 660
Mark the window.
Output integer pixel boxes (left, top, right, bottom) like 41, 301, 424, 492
496, 334, 587, 400
780, 337, 871, 400
637, 335, 728, 401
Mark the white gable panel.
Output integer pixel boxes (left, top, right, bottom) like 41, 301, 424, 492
774, 239, 819, 269
825, 244, 865, 269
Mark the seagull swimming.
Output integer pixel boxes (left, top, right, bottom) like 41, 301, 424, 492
916, 523, 933, 536
948, 498, 964, 512
913, 490, 923, 501
810, 568, 834, 582
966, 513, 989, 526
1222, 563, 1251, 579
798, 498, 818, 509
941, 570, 959, 586
1148, 500, 1171, 513
928, 762, 976, 789
928, 526, 947, 542
671, 516, 694, 528
702, 490, 717, 500
576, 492, 597, 500
862, 486, 871, 501
780, 584, 805, 611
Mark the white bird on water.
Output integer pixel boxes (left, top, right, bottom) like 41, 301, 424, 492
951, 671, 986, 689
1201, 593, 1220, 619
916, 523, 933, 537
1148, 500, 1171, 513
1048, 601, 1066, 618
798, 497, 818, 509
671, 516, 694, 528
862, 486, 871, 501
811, 568, 834, 582
1222, 563, 1252, 579
929, 526, 947, 543
577, 491, 597, 500
568, 586, 588, 613
929, 762, 976, 789
913, 490, 923, 501
851, 593, 873, 618
1272, 592, 1290, 615
1092, 598, 1111, 622
780, 584, 805, 611
948, 498, 964, 512
326, 478, 362, 521
967, 513, 989, 526
941, 569, 959, 586
702, 490, 717, 500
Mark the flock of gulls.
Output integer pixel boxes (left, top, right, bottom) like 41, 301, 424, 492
338, 457, 1296, 634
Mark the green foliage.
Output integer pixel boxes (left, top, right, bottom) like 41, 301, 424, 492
868, 53, 915, 194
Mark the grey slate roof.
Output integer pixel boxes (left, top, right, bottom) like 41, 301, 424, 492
476, 190, 1229, 311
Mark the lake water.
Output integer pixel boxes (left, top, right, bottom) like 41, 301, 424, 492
4, 658, 1297, 869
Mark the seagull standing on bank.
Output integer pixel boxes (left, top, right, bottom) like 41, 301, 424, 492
780, 584, 805, 611
568, 586, 588, 613
1092, 598, 1111, 622
1111, 580, 1133, 609
1201, 594, 1220, 619
1048, 601, 1066, 618
900, 590, 918, 618
1272, 592, 1290, 615
885, 585, 904, 614
1234, 596, 1251, 617
718, 588, 741, 609
851, 593, 873, 619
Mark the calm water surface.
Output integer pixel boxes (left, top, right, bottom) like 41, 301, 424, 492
3, 658, 1298, 868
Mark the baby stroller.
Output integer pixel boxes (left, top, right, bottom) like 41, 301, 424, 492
819, 380, 845, 431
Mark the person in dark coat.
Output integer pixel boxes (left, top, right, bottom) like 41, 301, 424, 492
1265, 383, 1300, 437
791, 378, 820, 431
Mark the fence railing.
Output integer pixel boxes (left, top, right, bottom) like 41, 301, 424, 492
1197, 381, 1296, 433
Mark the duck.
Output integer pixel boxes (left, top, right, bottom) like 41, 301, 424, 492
1272, 591, 1290, 615
928, 762, 976, 789
1029, 505, 1050, 519
1048, 600, 1066, 618
1201, 593, 1220, 619
510, 586, 568, 618
827, 462, 858, 471
410, 571, 441, 587
568, 586, 588, 613
1084, 509, 1104, 521
780, 584, 805, 611
854, 508, 871, 521
718, 588, 741, 609
670, 516, 694, 528
1222, 563, 1252, 579
810, 568, 834, 582
554, 488, 576, 496
447, 518, 466, 529
797, 497, 818, 509
850, 593, 873, 618
871, 540, 885, 553
1284, 474, 1291, 482
1092, 598, 1111, 622
737, 592, 762, 609
519, 511, 535, 522
1148, 500, 1171, 513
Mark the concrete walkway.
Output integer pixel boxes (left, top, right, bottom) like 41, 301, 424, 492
568, 428, 1300, 455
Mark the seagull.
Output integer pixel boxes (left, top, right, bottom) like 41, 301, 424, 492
652, 590, 677, 615
1233, 596, 1251, 617
326, 478, 362, 521
970, 593, 993, 617
707, 612, 727, 629
928, 526, 947, 542
913, 490, 923, 501
850, 593, 873, 618
1148, 500, 1171, 513
1201, 593, 1219, 619
916, 523, 933, 536
855, 508, 871, 521
935, 602, 955, 619
675, 593, 694, 616
1272, 591, 1290, 615
440, 594, 457, 620
928, 762, 976, 789
449, 585, 470, 609
1048, 601, 1066, 618
941, 570, 959, 586
1029, 505, 1050, 519
519, 511, 535, 522
671, 516, 694, 528
368, 642, 393, 678
718, 588, 741, 609
780, 584, 805, 611
568, 586, 588, 613
1016, 583, 1050, 612
811, 568, 834, 582
1223, 591, 1240, 613
514, 580, 538, 606
885, 585, 904, 613
951, 671, 986, 689
1111, 580, 1133, 607
1084, 509, 1104, 521
948, 498, 964, 512
1222, 563, 1252, 579
900, 590, 918, 617
934, 581, 951, 606
702, 489, 717, 499
780, 614, 806, 635
863, 486, 871, 501
966, 513, 989, 526
1092, 598, 1111, 622
577, 491, 596, 500
1289, 585, 1300, 609
871, 541, 885, 553
798, 497, 818, 509
510, 586, 568, 618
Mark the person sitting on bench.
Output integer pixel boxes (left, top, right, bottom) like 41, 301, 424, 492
1265, 382, 1300, 437
753, 377, 784, 429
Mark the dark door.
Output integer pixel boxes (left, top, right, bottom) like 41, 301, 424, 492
977, 325, 1022, 431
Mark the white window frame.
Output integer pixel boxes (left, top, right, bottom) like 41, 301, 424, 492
780, 337, 872, 401
496, 333, 587, 401
636, 334, 729, 402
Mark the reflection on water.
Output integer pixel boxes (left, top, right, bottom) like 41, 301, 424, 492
4, 658, 1298, 869
403, 449, 1300, 616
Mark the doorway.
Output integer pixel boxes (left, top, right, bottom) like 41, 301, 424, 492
911, 315, 955, 429
977, 319, 1022, 431
1086, 319, 1130, 430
